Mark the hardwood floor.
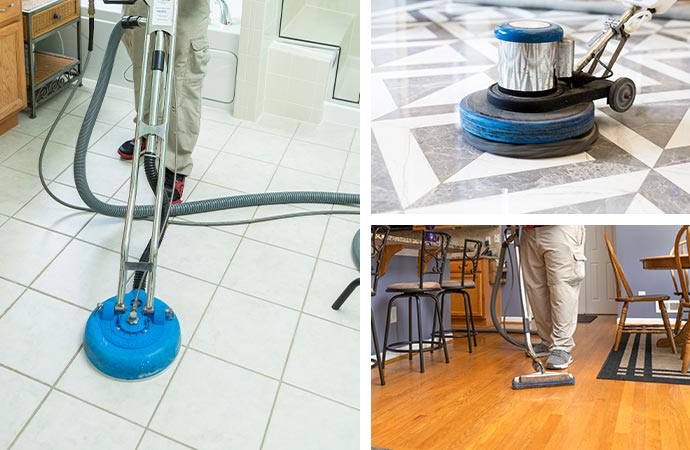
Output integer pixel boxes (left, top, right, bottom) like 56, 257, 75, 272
371, 316, 690, 450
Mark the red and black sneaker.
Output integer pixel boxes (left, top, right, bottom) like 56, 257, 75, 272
164, 168, 185, 204
117, 137, 147, 160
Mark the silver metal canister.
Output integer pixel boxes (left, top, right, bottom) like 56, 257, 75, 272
494, 20, 564, 93
556, 38, 575, 79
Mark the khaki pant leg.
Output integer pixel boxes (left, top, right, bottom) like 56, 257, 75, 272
520, 227, 554, 347
122, 0, 210, 177
540, 225, 586, 353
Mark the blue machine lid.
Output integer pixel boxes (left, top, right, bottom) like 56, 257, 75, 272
494, 20, 563, 43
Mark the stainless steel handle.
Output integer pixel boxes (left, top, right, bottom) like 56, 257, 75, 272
0, 3, 15, 12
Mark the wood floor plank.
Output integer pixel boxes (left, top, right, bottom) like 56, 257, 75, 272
372, 316, 690, 450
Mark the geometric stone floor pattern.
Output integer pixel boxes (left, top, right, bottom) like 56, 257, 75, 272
371, 0, 690, 214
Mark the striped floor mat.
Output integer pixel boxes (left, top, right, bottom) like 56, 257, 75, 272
597, 333, 690, 385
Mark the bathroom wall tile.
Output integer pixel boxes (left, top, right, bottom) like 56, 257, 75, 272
0, 290, 88, 384
192, 287, 299, 378
221, 238, 316, 309
12, 391, 143, 450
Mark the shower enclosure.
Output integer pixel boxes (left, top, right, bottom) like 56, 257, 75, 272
279, 0, 360, 104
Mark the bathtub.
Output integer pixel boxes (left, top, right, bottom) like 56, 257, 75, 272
45, 1, 242, 111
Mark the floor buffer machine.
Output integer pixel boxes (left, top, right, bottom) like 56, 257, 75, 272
460, 0, 677, 158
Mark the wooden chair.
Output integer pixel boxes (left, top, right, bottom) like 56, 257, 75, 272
673, 226, 690, 372
604, 234, 676, 354
669, 237, 689, 334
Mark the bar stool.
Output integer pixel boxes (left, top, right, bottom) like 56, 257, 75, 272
433, 239, 483, 353
370, 226, 390, 385
382, 230, 450, 373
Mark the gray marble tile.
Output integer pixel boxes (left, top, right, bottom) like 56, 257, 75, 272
372, 46, 435, 68
372, 0, 424, 12
411, 123, 482, 182
449, 41, 498, 67
375, 104, 459, 121
656, 53, 690, 72
383, 73, 479, 109
533, 193, 636, 214
655, 146, 690, 168
638, 170, 690, 214
602, 102, 689, 150
371, 133, 403, 214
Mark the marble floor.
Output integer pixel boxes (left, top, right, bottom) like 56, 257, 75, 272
371, 0, 690, 214
0, 86, 359, 449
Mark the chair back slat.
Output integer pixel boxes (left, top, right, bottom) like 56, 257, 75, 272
604, 234, 633, 299
674, 226, 690, 302
418, 231, 451, 288
670, 235, 689, 295
371, 226, 390, 296
460, 239, 483, 287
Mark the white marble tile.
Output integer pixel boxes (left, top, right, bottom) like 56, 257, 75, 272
294, 122, 356, 151
12, 391, 143, 450
0, 167, 43, 216
596, 110, 663, 167
262, 384, 359, 450
371, 75, 400, 120
57, 349, 181, 424
407, 71, 494, 108
0, 290, 88, 384
280, 140, 348, 180
665, 105, 690, 149
283, 315, 359, 408
372, 25, 438, 43
0, 219, 70, 286
221, 127, 291, 164
14, 183, 96, 236
655, 162, 690, 196
149, 349, 278, 450
191, 287, 299, 378
221, 238, 316, 310
2, 137, 75, 180
241, 112, 299, 138
202, 152, 277, 193
0, 366, 49, 450
625, 193, 665, 214
245, 204, 329, 257
381, 45, 466, 68
303, 260, 359, 330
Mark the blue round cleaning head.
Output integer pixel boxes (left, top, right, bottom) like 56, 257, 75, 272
494, 20, 563, 43
84, 290, 180, 380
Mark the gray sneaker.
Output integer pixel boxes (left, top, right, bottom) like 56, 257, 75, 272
530, 343, 550, 358
546, 350, 573, 370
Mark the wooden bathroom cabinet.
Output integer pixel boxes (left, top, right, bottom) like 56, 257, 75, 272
0, 0, 27, 135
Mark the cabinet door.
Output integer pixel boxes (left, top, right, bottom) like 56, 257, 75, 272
0, 20, 27, 119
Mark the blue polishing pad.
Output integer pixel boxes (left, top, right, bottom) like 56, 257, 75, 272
460, 90, 595, 145
84, 290, 180, 380
494, 20, 563, 43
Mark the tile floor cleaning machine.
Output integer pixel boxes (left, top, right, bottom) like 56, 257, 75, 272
459, 0, 677, 158
489, 226, 575, 389
39, 0, 359, 380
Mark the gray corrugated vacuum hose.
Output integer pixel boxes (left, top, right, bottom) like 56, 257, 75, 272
75, 19, 359, 219
452, 0, 690, 19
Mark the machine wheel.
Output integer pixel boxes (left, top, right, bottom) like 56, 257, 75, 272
608, 77, 636, 113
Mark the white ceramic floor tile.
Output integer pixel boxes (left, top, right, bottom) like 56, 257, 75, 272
197, 118, 237, 150
201, 105, 244, 126
0, 167, 43, 216
14, 108, 62, 137
138, 431, 191, 450
57, 349, 181, 424
280, 140, 348, 180
12, 391, 143, 450
116, 110, 136, 130
350, 128, 360, 153
202, 152, 277, 193
157, 223, 241, 284
222, 238, 316, 309
303, 260, 360, 330
283, 315, 359, 408
245, 205, 329, 257
183, 181, 254, 236
262, 384, 359, 450
56, 154, 132, 197
266, 166, 340, 211
0, 219, 70, 285
38, 114, 112, 149
294, 122, 356, 151
341, 151, 359, 185
192, 287, 299, 378
0, 290, 89, 383
32, 239, 120, 311
40, 88, 93, 113
221, 127, 291, 164
242, 112, 299, 138
0, 129, 34, 162
15, 183, 96, 236
153, 267, 217, 346
71, 96, 134, 125
185, 145, 219, 180
2, 137, 75, 180
88, 125, 136, 157
111, 171, 157, 205
0, 366, 50, 450
149, 349, 278, 450
76, 212, 150, 255
0, 278, 24, 317
319, 218, 360, 269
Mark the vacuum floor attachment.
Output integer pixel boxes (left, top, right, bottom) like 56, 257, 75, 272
512, 371, 576, 389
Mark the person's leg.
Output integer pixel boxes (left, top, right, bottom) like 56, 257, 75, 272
541, 225, 586, 354
165, 0, 211, 177
520, 227, 554, 349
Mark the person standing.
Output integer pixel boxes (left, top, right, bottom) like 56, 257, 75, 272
521, 225, 587, 369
